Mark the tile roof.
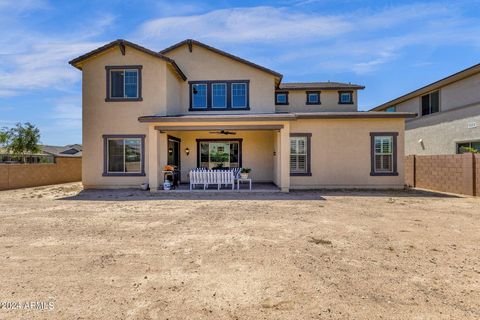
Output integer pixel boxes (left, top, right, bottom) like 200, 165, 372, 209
278, 82, 365, 90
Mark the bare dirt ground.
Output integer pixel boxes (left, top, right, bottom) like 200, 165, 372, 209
0, 183, 479, 320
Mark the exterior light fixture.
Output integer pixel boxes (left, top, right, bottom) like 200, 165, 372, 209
185, 148, 190, 156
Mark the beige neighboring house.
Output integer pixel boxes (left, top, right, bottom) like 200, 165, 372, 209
0, 144, 82, 163
371, 63, 480, 155
69, 39, 414, 191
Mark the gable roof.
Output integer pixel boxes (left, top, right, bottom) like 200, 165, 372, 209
69, 39, 187, 81
279, 82, 365, 91
160, 39, 283, 81
371, 62, 480, 111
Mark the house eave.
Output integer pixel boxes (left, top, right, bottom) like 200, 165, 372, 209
160, 39, 283, 81
68, 39, 187, 81
138, 111, 416, 123
294, 112, 417, 119
138, 113, 296, 123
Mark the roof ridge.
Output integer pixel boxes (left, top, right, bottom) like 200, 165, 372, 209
160, 39, 283, 79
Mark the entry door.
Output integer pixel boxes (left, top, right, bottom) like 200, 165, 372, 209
167, 137, 180, 169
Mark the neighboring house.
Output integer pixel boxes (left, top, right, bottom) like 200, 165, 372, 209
370, 63, 480, 155
40, 144, 83, 157
69, 39, 414, 191
0, 144, 82, 163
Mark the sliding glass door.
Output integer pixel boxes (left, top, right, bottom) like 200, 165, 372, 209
198, 140, 241, 169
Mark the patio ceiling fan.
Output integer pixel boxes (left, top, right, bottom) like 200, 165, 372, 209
209, 130, 237, 135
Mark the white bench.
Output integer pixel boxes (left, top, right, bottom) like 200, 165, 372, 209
189, 169, 235, 190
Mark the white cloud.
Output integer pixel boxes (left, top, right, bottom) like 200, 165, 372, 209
134, 3, 480, 75
49, 96, 82, 129
137, 6, 353, 44
0, 7, 115, 97
0, 41, 104, 96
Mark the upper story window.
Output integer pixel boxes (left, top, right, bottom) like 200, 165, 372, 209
192, 83, 207, 109
421, 90, 439, 116
212, 83, 227, 108
275, 92, 289, 105
232, 83, 247, 108
306, 91, 321, 105
189, 81, 249, 110
105, 65, 142, 102
385, 106, 396, 112
339, 91, 353, 104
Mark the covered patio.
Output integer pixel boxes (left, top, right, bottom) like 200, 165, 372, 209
139, 114, 293, 192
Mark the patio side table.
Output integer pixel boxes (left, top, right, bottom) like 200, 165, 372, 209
237, 178, 252, 190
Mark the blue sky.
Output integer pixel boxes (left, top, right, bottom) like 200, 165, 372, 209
1, 0, 480, 145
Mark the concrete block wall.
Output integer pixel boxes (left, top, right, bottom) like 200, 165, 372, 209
404, 155, 415, 187
0, 157, 81, 191
407, 153, 477, 196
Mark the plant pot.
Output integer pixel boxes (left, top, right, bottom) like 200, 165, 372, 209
240, 173, 249, 179
140, 183, 149, 191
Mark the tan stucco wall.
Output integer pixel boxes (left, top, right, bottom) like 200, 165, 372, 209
80, 46, 177, 188
164, 130, 275, 182
441, 73, 480, 112
0, 157, 81, 191
404, 104, 480, 155
390, 72, 480, 116
163, 44, 277, 114
276, 90, 358, 113
290, 118, 405, 189
395, 98, 420, 114
166, 64, 182, 115
382, 73, 480, 155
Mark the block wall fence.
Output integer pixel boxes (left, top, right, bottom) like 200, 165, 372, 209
405, 153, 479, 196
0, 157, 81, 191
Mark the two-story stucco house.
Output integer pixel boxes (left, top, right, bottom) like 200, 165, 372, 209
69, 39, 414, 192
371, 63, 480, 155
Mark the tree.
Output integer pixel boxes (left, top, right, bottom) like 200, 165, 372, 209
1, 123, 41, 163
0, 128, 8, 146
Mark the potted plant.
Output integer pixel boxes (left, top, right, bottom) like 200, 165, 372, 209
240, 168, 251, 179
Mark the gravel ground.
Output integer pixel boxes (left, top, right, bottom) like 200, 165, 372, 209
0, 183, 479, 319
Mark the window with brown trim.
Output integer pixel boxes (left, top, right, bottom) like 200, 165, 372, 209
103, 134, 145, 176
338, 91, 353, 104
105, 65, 142, 102
189, 80, 249, 110
370, 132, 398, 176
290, 133, 312, 176
275, 92, 289, 105
306, 91, 321, 105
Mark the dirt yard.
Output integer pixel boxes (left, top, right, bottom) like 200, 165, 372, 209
0, 183, 479, 319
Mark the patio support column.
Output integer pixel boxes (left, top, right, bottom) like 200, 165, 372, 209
279, 122, 290, 192
148, 125, 160, 192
